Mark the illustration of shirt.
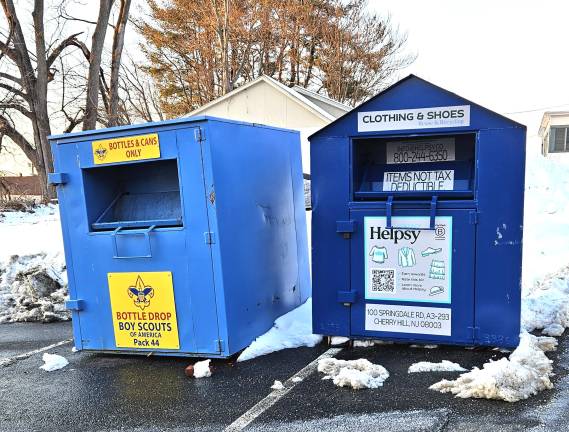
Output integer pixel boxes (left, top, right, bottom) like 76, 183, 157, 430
369, 246, 388, 263
398, 247, 416, 267
429, 260, 446, 279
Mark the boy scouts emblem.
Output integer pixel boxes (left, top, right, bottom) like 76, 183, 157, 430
95, 143, 107, 161
127, 276, 154, 310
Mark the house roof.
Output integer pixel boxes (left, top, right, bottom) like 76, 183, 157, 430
187, 75, 349, 121
310, 74, 526, 139
539, 111, 569, 136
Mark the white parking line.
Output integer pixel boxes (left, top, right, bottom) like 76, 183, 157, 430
0, 339, 73, 366
224, 347, 342, 432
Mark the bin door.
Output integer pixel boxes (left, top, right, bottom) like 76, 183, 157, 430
57, 126, 221, 355
349, 208, 475, 345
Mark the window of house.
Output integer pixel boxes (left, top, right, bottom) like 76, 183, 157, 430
549, 127, 569, 153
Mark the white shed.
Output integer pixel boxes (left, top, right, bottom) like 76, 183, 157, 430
188, 75, 350, 175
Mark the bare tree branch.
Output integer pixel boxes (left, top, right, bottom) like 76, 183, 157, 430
0, 71, 21, 85
46, 32, 84, 68
0, 102, 33, 118
0, 113, 37, 165
0, 82, 29, 102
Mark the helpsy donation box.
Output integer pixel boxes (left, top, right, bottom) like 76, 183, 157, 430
48, 116, 310, 357
310, 75, 526, 348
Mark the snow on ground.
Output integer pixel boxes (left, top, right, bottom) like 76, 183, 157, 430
193, 359, 212, 378
318, 358, 389, 389
271, 380, 285, 390
408, 360, 466, 373
430, 333, 556, 402
39, 353, 69, 372
237, 298, 322, 361
0, 205, 67, 323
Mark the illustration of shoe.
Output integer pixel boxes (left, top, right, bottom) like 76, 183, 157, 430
421, 247, 443, 257
429, 286, 444, 296
398, 247, 416, 267
429, 260, 445, 279
369, 246, 388, 264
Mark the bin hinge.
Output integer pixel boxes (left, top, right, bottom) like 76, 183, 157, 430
204, 231, 215, 244
216, 339, 224, 352
336, 220, 356, 239
47, 172, 68, 186
469, 211, 479, 225
337, 290, 356, 306
194, 127, 205, 142
65, 299, 84, 311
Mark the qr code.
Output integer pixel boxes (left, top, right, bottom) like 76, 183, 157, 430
370, 268, 395, 292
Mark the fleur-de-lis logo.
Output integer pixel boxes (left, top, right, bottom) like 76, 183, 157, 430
95, 144, 108, 161
127, 276, 154, 310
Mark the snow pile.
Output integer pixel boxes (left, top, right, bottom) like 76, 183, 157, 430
0, 253, 68, 323
193, 359, 212, 378
522, 154, 569, 291
430, 333, 555, 402
270, 380, 285, 390
318, 358, 389, 389
0, 205, 68, 323
520, 155, 569, 337
408, 360, 466, 373
237, 298, 322, 362
522, 265, 569, 336
39, 353, 69, 372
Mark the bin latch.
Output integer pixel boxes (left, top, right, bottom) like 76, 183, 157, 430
47, 172, 68, 186
336, 220, 355, 239
337, 290, 356, 306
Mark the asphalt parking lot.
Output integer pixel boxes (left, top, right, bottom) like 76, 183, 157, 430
1, 322, 568, 432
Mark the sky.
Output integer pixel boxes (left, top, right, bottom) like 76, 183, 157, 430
370, 0, 569, 138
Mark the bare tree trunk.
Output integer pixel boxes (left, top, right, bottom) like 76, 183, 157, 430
108, 0, 131, 127
83, 0, 114, 130
32, 0, 54, 199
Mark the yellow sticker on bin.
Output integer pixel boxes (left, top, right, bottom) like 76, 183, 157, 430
108, 271, 180, 350
92, 133, 160, 164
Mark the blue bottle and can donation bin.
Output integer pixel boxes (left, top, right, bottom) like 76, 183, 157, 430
310, 75, 526, 348
48, 116, 310, 357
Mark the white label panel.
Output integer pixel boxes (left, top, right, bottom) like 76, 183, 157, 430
365, 216, 452, 303
382, 170, 454, 191
365, 303, 452, 336
386, 138, 455, 164
357, 105, 470, 132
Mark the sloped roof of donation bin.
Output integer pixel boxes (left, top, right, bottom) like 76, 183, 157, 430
309, 74, 525, 140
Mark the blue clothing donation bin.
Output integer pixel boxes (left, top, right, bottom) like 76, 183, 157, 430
310, 75, 526, 348
48, 116, 310, 357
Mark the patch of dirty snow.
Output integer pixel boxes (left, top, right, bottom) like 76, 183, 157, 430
430, 332, 554, 402
330, 336, 350, 346
39, 353, 69, 372
271, 380, 284, 390
193, 359, 212, 378
408, 360, 466, 373
0, 253, 68, 323
237, 298, 322, 362
291, 376, 303, 383
318, 358, 389, 389
521, 266, 569, 335
0, 205, 68, 323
